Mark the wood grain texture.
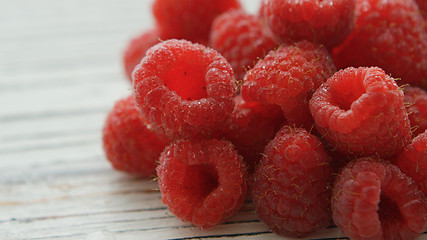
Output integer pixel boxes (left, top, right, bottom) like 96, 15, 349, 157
0, 0, 426, 239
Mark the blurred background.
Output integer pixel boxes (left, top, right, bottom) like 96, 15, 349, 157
0, 0, 149, 189
0, 0, 153, 122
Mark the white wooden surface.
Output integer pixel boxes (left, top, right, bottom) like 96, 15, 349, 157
1, 0, 426, 239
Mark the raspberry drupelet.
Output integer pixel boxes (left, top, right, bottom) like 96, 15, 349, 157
260, 0, 356, 49
415, 0, 427, 31
241, 41, 336, 130
416, 0, 427, 17
133, 39, 236, 140
309, 67, 411, 158
332, 158, 427, 240
403, 85, 427, 137
252, 126, 332, 238
209, 9, 277, 80
394, 130, 427, 197
123, 29, 161, 81
102, 95, 170, 177
157, 139, 247, 229
152, 0, 241, 43
332, 0, 427, 88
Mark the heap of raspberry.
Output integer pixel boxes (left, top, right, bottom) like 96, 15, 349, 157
152, 0, 241, 43
157, 139, 247, 229
209, 9, 276, 80
332, 0, 427, 88
123, 29, 161, 81
332, 158, 427, 240
221, 95, 286, 182
394, 130, 427, 196
102, 95, 169, 177
133, 39, 236, 140
260, 0, 356, 49
252, 126, 332, 238
241, 41, 336, 130
404, 85, 427, 137
309, 67, 411, 158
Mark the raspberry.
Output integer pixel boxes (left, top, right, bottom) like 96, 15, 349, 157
332, 158, 427, 240
416, 0, 427, 33
157, 139, 247, 228
332, 0, 427, 88
102, 95, 170, 177
123, 29, 160, 81
221, 95, 286, 178
133, 39, 236, 140
252, 126, 332, 238
209, 9, 276, 80
416, 0, 427, 16
394, 130, 427, 197
260, 0, 356, 49
152, 0, 241, 43
309, 67, 411, 158
241, 41, 336, 130
404, 85, 427, 137
415, 0, 427, 30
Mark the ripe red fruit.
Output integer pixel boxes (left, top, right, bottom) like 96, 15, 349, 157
332, 0, 427, 88
394, 130, 427, 197
309, 67, 411, 158
123, 29, 160, 81
252, 126, 332, 238
416, 0, 427, 17
209, 9, 276, 80
332, 158, 427, 240
241, 41, 336, 130
221, 95, 286, 180
157, 139, 247, 228
133, 39, 236, 140
152, 0, 241, 43
102, 95, 169, 177
403, 85, 427, 137
415, 0, 427, 31
260, 0, 356, 49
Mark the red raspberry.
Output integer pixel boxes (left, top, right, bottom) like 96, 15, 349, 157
222, 95, 286, 178
252, 126, 332, 238
123, 29, 160, 81
332, 0, 427, 88
309, 67, 411, 158
241, 41, 336, 130
394, 130, 427, 197
157, 139, 247, 228
332, 158, 427, 240
209, 9, 277, 80
133, 39, 236, 140
152, 0, 241, 43
415, 0, 427, 30
404, 85, 427, 137
102, 95, 170, 177
260, 0, 356, 49
416, 0, 427, 33
416, 0, 427, 16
